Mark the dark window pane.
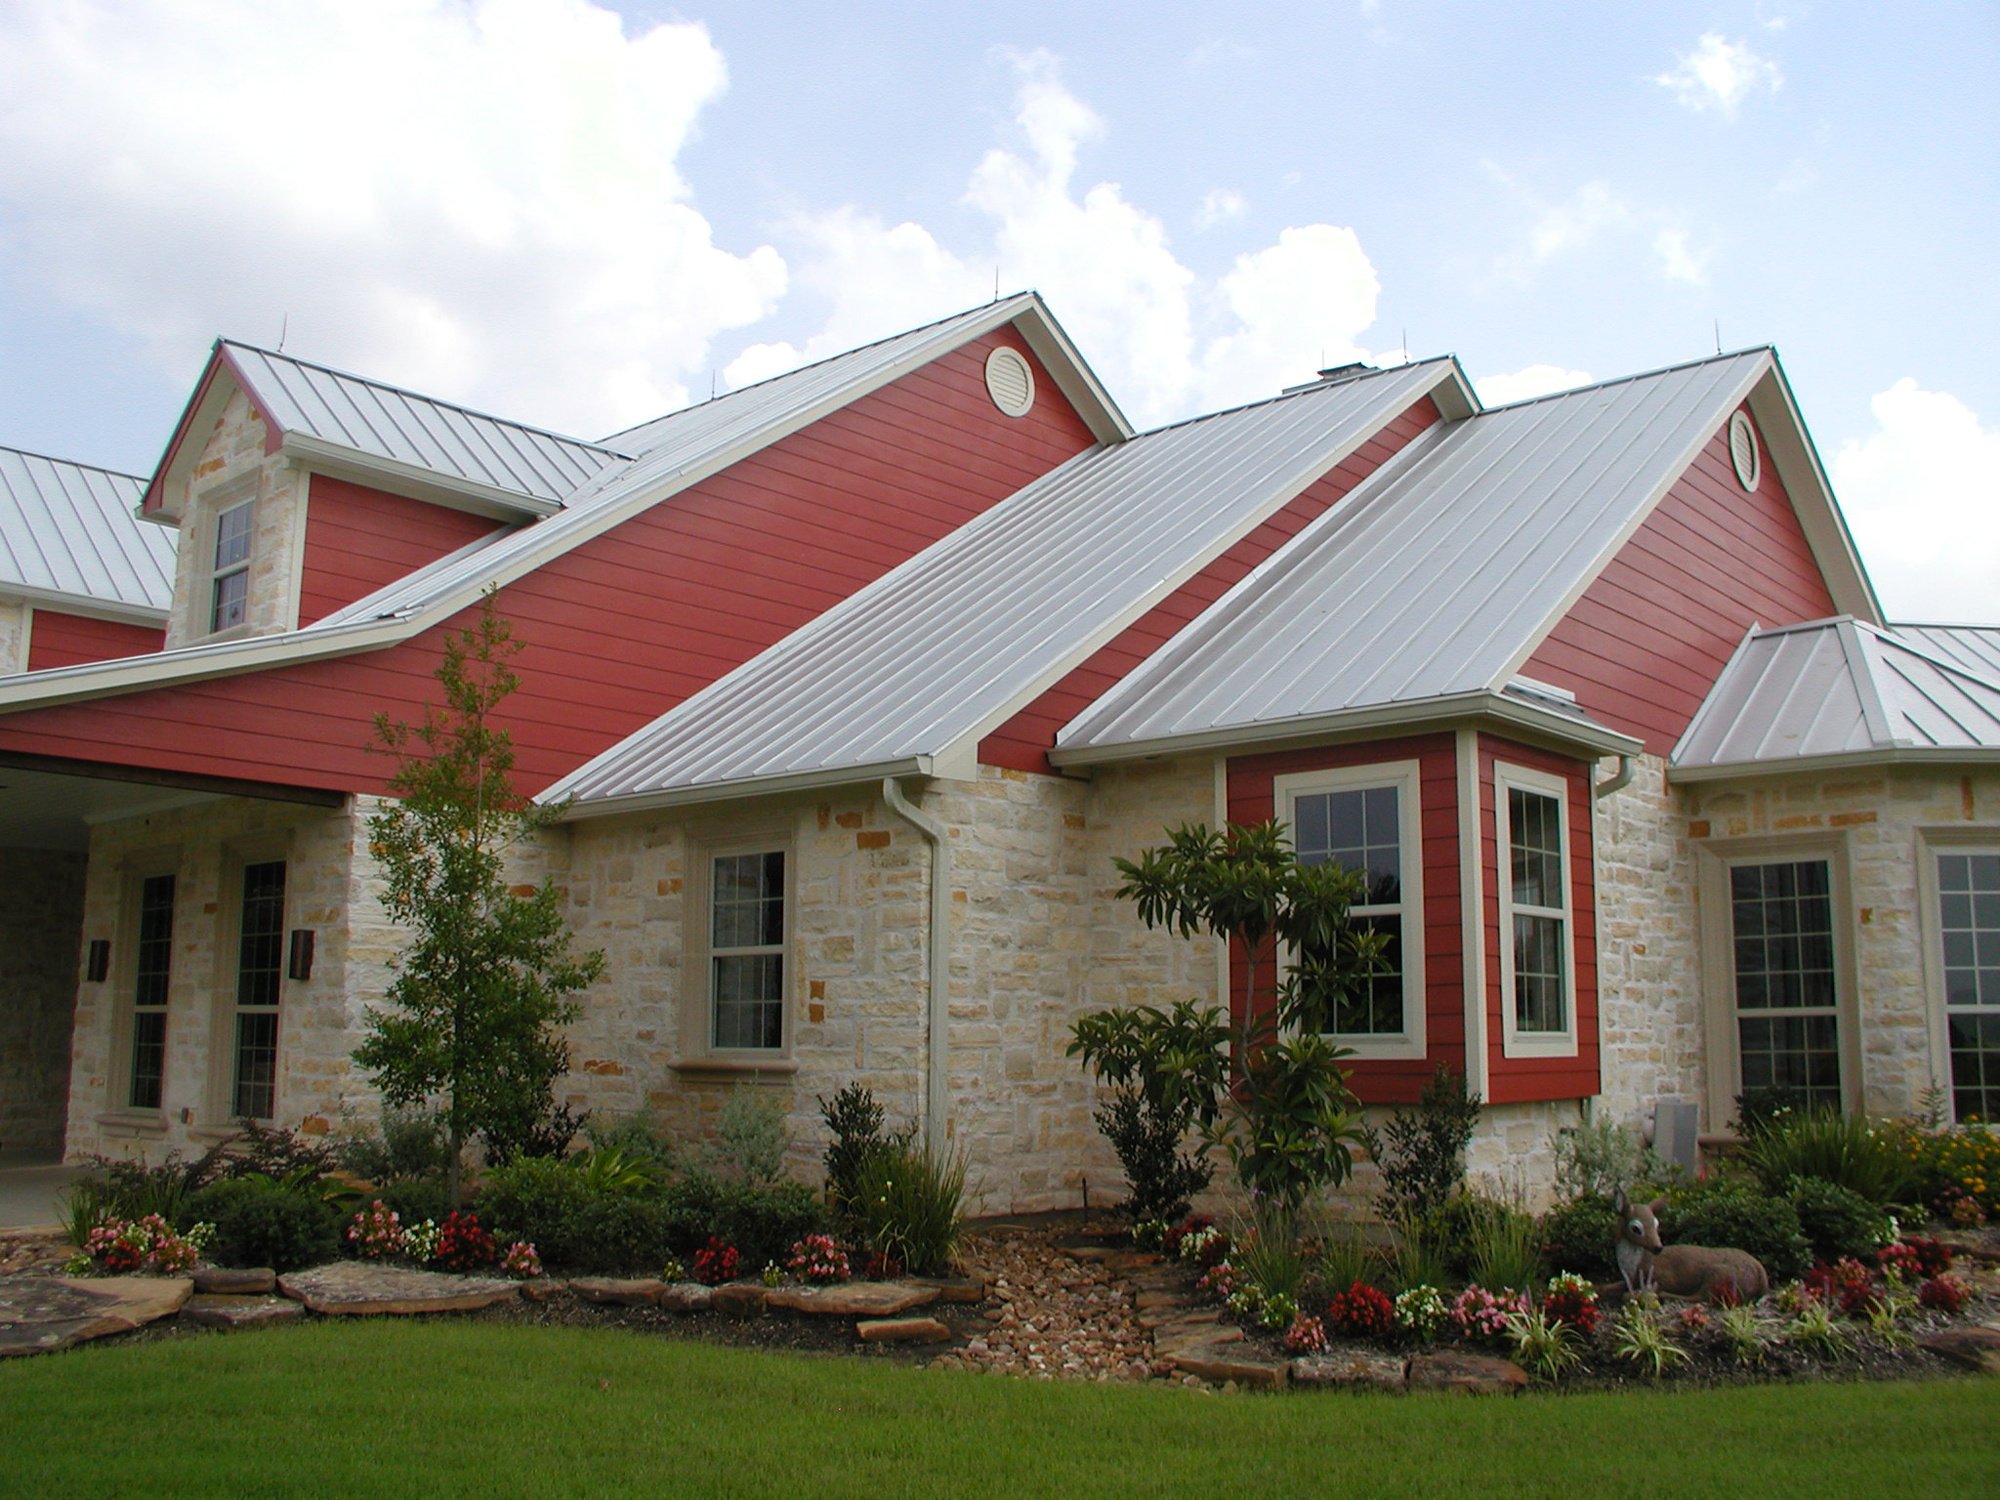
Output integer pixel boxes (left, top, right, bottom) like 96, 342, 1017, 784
233, 1012, 278, 1119
712, 954, 783, 1049
1331, 914, 1404, 1036
128, 1011, 167, 1111
236, 861, 285, 1009
213, 502, 252, 569
1513, 913, 1566, 1032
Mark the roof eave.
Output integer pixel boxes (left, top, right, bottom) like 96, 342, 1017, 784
548, 755, 939, 820
0, 616, 406, 712
280, 434, 560, 520
0, 584, 169, 627
1050, 692, 1641, 769
1669, 745, 2000, 783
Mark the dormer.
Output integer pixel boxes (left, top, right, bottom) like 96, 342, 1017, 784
142, 342, 624, 649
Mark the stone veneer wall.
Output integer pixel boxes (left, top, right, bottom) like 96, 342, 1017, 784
162, 388, 307, 649
0, 848, 86, 1155
0, 599, 26, 676
65, 795, 366, 1160
1686, 763, 2000, 1121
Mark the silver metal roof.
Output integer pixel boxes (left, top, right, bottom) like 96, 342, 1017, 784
0, 445, 175, 614
1893, 623, 2000, 680
314, 295, 1112, 630
1057, 350, 1771, 759
546, 359, 1461, 808
1672, 617, 2000, 773
223, 343, 623, 506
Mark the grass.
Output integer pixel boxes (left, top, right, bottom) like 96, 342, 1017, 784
2, 1322, 1995, 1497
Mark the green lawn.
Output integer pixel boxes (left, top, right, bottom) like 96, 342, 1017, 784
1, 1322, 1994, 1498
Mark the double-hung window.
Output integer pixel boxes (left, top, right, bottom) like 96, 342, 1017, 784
708, 849, 787, 1052
230, 859, 286, 1119
1277, 762, 1424, 1057
210, 500, 252, 633
1728, 857, 1842, 1113
127, 873, 176, 1110
1936, 849, 2000, 1122
1497, 764, 1576, 1057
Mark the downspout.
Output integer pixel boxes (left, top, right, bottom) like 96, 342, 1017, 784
882, 777, 951, 1149
1594, 754, 1635, 799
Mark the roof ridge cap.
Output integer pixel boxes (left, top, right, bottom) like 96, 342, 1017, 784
601, 292, 1044, 445
0, 445, 147, 485
1477, 346, 1773, 416
1126, 357, 1456, 442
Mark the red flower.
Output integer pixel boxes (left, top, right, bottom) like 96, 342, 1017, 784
692, 1236, 741, 1286
1326, 1280, 1395, 1339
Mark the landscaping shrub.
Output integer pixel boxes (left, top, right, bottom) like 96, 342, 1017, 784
1732, 1084, 1814, 1138
1229, 1201, 1307, 1304
1359, 1063, 1479, 1222
477, 1155, 671, 1273
705, 1087, 789, 1186
1788, 1176, 1893, 1263
1741, 1109, 1914, 1208
1066, 1000, 1226, 1224
336, 1107, 452, 1186
1896, 1121, 2000, 1217
852, 1144, 966, 1276
185, 1177, 341, 1271
212, 1121, 342, 1183
375, 1177, 451, 1230
69, 1151, 214, 1232
1551, 1115, 1664, 1201
1466, 1200, 1542, 1292
1662, 1181, 1810, 1280
1538, 1194, 1621, 1281
1417, 1191, 1510, 1279
820, 1083, 901, 1212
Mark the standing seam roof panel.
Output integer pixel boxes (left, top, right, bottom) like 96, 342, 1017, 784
551, 360, 1457, 802
1058, 353, 1766, 752
0, 446, 175, 610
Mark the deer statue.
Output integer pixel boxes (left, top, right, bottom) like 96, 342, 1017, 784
1614, 1190, 1769, 1304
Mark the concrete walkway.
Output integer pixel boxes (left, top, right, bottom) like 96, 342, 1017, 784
0, 1154, 77, 1231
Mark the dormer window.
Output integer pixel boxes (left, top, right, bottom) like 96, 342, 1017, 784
210, 500, 252, 633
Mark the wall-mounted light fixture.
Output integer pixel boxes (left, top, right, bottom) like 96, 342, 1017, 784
85, 939, 111, 983
287, 929, 315, 982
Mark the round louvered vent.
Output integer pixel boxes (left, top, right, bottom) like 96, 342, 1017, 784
1728, 410, 1760, 491
984, 346, 1035, 417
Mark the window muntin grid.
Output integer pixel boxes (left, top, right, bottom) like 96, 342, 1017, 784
1938, 851, 2000, 1121
210, 500, 252, 632
128, 873, 175, 1110
1503, 783, 1569, 1037
231, 860, 285, 1118
1293, 783, 1406, 1036
1729, 859, 1841, 1112
710, 850, 785, 1051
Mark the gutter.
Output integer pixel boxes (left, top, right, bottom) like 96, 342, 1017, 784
882, 776, 951, 1150
1594, 754, 1635, 799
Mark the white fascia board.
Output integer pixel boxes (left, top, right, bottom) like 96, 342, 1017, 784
7, 586, 169, 627
0, 616, 405, 710
1049, 692, 1641, 770
1669, 745, 2000, 784
1012, 305, 1133, 443
547, 755, 939, 820
282, 437, 561, 520
1746, 358, 1884, 625
1492, 354, 1771, 692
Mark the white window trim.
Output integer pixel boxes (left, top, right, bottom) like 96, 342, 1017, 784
681, 832, 796, 1068
208, 497, 255, 636
1496, 761, 1577, 1060
1916, 828, 2000, 1127
1694, 832, 1861, 1128
1274, 760, 1426, 1060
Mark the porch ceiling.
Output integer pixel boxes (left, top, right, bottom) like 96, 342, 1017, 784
0, 754, 342, 852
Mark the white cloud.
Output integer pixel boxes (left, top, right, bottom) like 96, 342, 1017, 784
0, 0, 785, 437
1196, 189, 1248, 229
1833, 380, 2000, 623
1474, 364, 1595, 407
1653, 228, 1711, 286
747, 54, 1385, 426
1655, 33, 1783, 117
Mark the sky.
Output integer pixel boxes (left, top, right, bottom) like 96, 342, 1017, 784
0, 0, 1994, 621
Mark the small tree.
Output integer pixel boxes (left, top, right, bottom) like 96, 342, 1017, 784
354, 599, 604, 1206
1072, 820, 1387, 1218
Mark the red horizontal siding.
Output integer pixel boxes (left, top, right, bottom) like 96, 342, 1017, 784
1479, 735, 1599, 1105
0, 328, 1099, 796
980, 396, 1445, 774
297, 478, 505, 627
1522, 407, 1837, 755
26, 611, 165, 671
1224, 733, 1462, 1106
